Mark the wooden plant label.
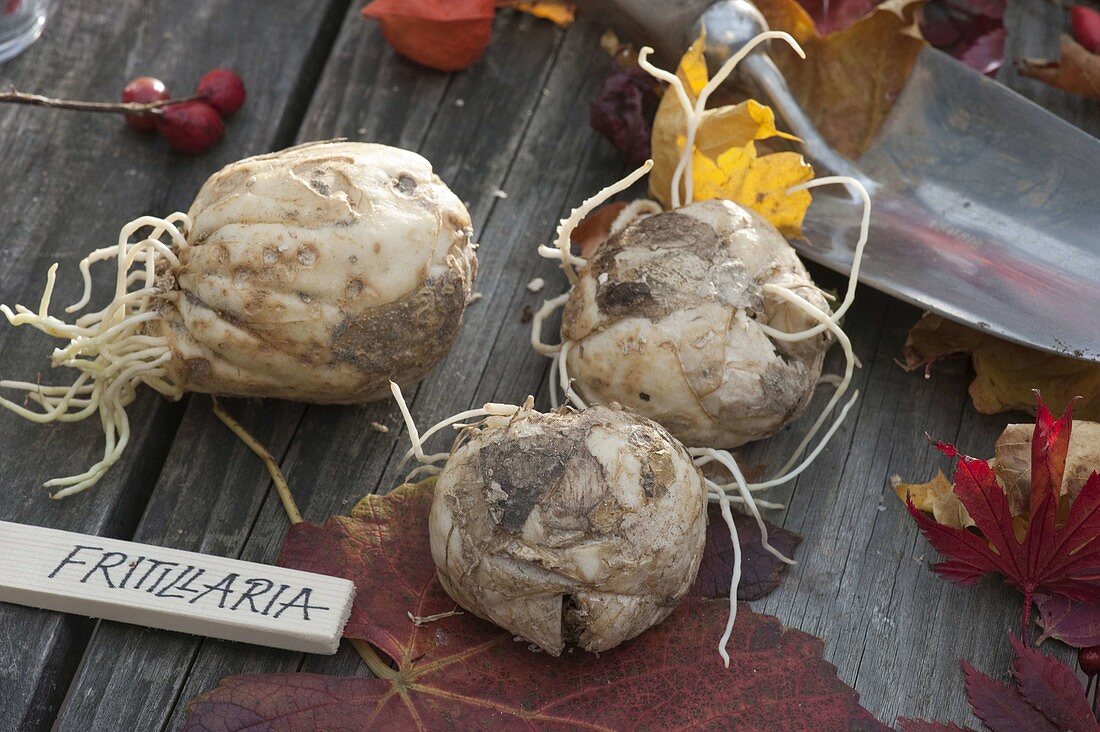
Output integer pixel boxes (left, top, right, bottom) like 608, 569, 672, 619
0, 520, 355, 654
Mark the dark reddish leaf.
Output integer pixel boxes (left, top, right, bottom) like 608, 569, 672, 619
589, 64, 659, 166
691, 503, 802, 601
794, 0, 1006, 74
907, 394, 1100, 635
896, 721, 977, 731
184, 599, 887, 730
1008, 634, 1098, 732
362, 0, 495, 72
962, 660, 1058, 732
1072, 6, 1100, 54
957, 28, 1007, 76
184, 481, 887, 730
1036, 593, 1100, 648
920, 0, 1006, 75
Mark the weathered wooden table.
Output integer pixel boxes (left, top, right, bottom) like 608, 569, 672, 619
1, 2, 1096, 729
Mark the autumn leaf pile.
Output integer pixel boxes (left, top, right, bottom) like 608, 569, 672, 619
904, 394, 1100, 636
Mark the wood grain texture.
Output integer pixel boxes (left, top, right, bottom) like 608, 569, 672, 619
0, 1, 1095, 729
0, 1, 350, 729
999, 0, 1100, 137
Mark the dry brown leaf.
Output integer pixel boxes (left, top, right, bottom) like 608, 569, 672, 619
995, 420, 1100, 514
1018, 34, 1100, 101
892, 470, 973, 528
754, 0, 926, 158
902, 314, 1100, 421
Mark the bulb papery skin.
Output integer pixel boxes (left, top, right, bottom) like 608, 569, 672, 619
561, 199, 831, 448
156, 141, 477, 403
429, 404, 707, 655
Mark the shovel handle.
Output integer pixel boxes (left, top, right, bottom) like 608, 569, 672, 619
574, 0, 714, 63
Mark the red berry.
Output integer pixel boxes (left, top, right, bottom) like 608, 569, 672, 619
195, 69, 245, 118
155, 101, 225, 155
4, 0, 20, 15
1072, 5, 1100, 54
121, 76, 170, 132
1079, 645, 1100, 676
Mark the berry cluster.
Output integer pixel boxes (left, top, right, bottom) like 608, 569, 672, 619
122, 69, 245, 155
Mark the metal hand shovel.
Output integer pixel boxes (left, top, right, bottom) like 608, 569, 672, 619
581, 0, 1100, 361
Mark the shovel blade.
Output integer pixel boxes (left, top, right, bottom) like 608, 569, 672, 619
798, 48, 1100, 361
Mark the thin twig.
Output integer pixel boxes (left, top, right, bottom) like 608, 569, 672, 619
211, 396, 303, 525
351, 639, 400, 681
0, 87, 201, 116
210, 397, 398, 681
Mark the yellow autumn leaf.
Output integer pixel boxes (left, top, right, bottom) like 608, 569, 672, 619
649, 36, 813, 237
678, 34, 709, 96
513, 1, 575, 27
694, 102, 798, 158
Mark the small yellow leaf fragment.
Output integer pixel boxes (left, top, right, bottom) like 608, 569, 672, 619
694, 101, 799, 159
599, 29, 621, 56
513, 1, 575, 27
678, 36, 709, 97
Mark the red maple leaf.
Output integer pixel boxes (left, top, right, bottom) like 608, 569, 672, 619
899, 633, 1097, 732
907, 393, 1100, 636
183, 480, 883, 730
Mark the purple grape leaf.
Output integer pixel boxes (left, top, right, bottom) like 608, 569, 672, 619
184, 481, 888, 731
689, 504, 802, 601
1036, 593, 1100, 649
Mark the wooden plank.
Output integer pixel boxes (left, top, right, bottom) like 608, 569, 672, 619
748, 292, 1023, 725
0, 1, 351, 728
0, 521, 355, 654
54, 8, 572, 732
